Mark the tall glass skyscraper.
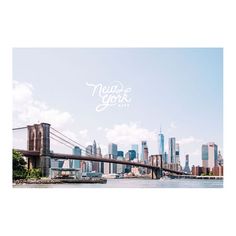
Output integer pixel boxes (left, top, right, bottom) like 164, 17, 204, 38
128, 150, 136, 161
168, 137, 176, 164
158, 129, 164, 159
131, 144, 139, 159
108, 143, 118, 174
108, 143, 118, 157
117, 151, 124, 157
72, 146, 82, 169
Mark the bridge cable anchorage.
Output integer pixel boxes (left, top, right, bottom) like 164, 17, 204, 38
50, 131, 92, 156
50, 136, 74, 149
12, 126, 27, 131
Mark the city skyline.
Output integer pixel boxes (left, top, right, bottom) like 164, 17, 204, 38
13, 48, 223, 167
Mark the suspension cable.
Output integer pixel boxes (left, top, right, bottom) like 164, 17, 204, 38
50, 132, 76, 147
51, 127, 88, 150
50, 131, 91, 156
50, 136, 73, 149
12, 126, 27, 131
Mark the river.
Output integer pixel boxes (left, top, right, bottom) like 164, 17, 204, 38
13, 178, 223, 188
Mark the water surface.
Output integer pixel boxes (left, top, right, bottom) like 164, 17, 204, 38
13, 178, 223, 188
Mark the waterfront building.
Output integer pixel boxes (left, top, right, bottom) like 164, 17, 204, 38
212, 166, 224, 176
117, 156, 125, 174
168, 138, 176, 164
131, 144, 139, 159
192, 165, 202, 176
81, 161, 86, 172
131, 167, 140, 176
192, 165, 211, 176
183, 154, 191, 174
86, 161, 92, 172
58, 160, 64, 168
72, 146, 82, 169
202, 142, 218, 170
140, 141, 147, 162
103, 154, 110, 175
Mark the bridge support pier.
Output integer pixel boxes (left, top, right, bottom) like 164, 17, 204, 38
40, 156, 51, 177
153, 168, 163, 179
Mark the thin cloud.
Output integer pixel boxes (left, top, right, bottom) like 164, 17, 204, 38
13, 80, 74, 129
105, 122, 157, 150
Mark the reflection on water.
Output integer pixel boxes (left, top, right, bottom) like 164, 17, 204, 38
13, 178, 223, 188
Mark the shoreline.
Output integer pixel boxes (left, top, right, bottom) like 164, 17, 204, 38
13, 178, 107, 185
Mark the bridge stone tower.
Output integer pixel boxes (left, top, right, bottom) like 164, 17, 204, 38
27, 123, 51, 177
151, 154, 163, 179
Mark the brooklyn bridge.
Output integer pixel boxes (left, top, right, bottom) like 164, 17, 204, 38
13, 123, 189, 179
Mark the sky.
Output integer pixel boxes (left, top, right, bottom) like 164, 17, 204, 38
12, 48, 223, 167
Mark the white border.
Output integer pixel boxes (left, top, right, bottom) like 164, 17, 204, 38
1, 1, 235, 236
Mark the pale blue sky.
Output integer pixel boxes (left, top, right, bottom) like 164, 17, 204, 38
13, 48, 223, 166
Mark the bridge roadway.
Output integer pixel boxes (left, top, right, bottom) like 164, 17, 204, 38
15, 149, 187, 175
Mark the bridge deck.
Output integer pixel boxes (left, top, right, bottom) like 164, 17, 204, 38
14, 149, 188, 175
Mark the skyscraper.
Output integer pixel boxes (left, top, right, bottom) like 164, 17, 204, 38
72, 146, 82, 169
86, 145, 92, 155
183, 154, 191, 174
202, 142, 218, 169
92, 140, 97, 156
175, 143, 180, 164
131, 144, 139, 159
108, 143, 118, 173
96, 146, 102, 173
158, 128, 164, 157
92, 140, 99, 172
168, 138, 176, 164
117, 151, 124, 157
128, 150, 136, 161
108, 143, 118, 157
117, 150, 124, 174
140, 141, 147, 162
85, 145, 93, 173
164, 152, 168, 164
144, 147, 149, 164
218, 151, 223, 166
